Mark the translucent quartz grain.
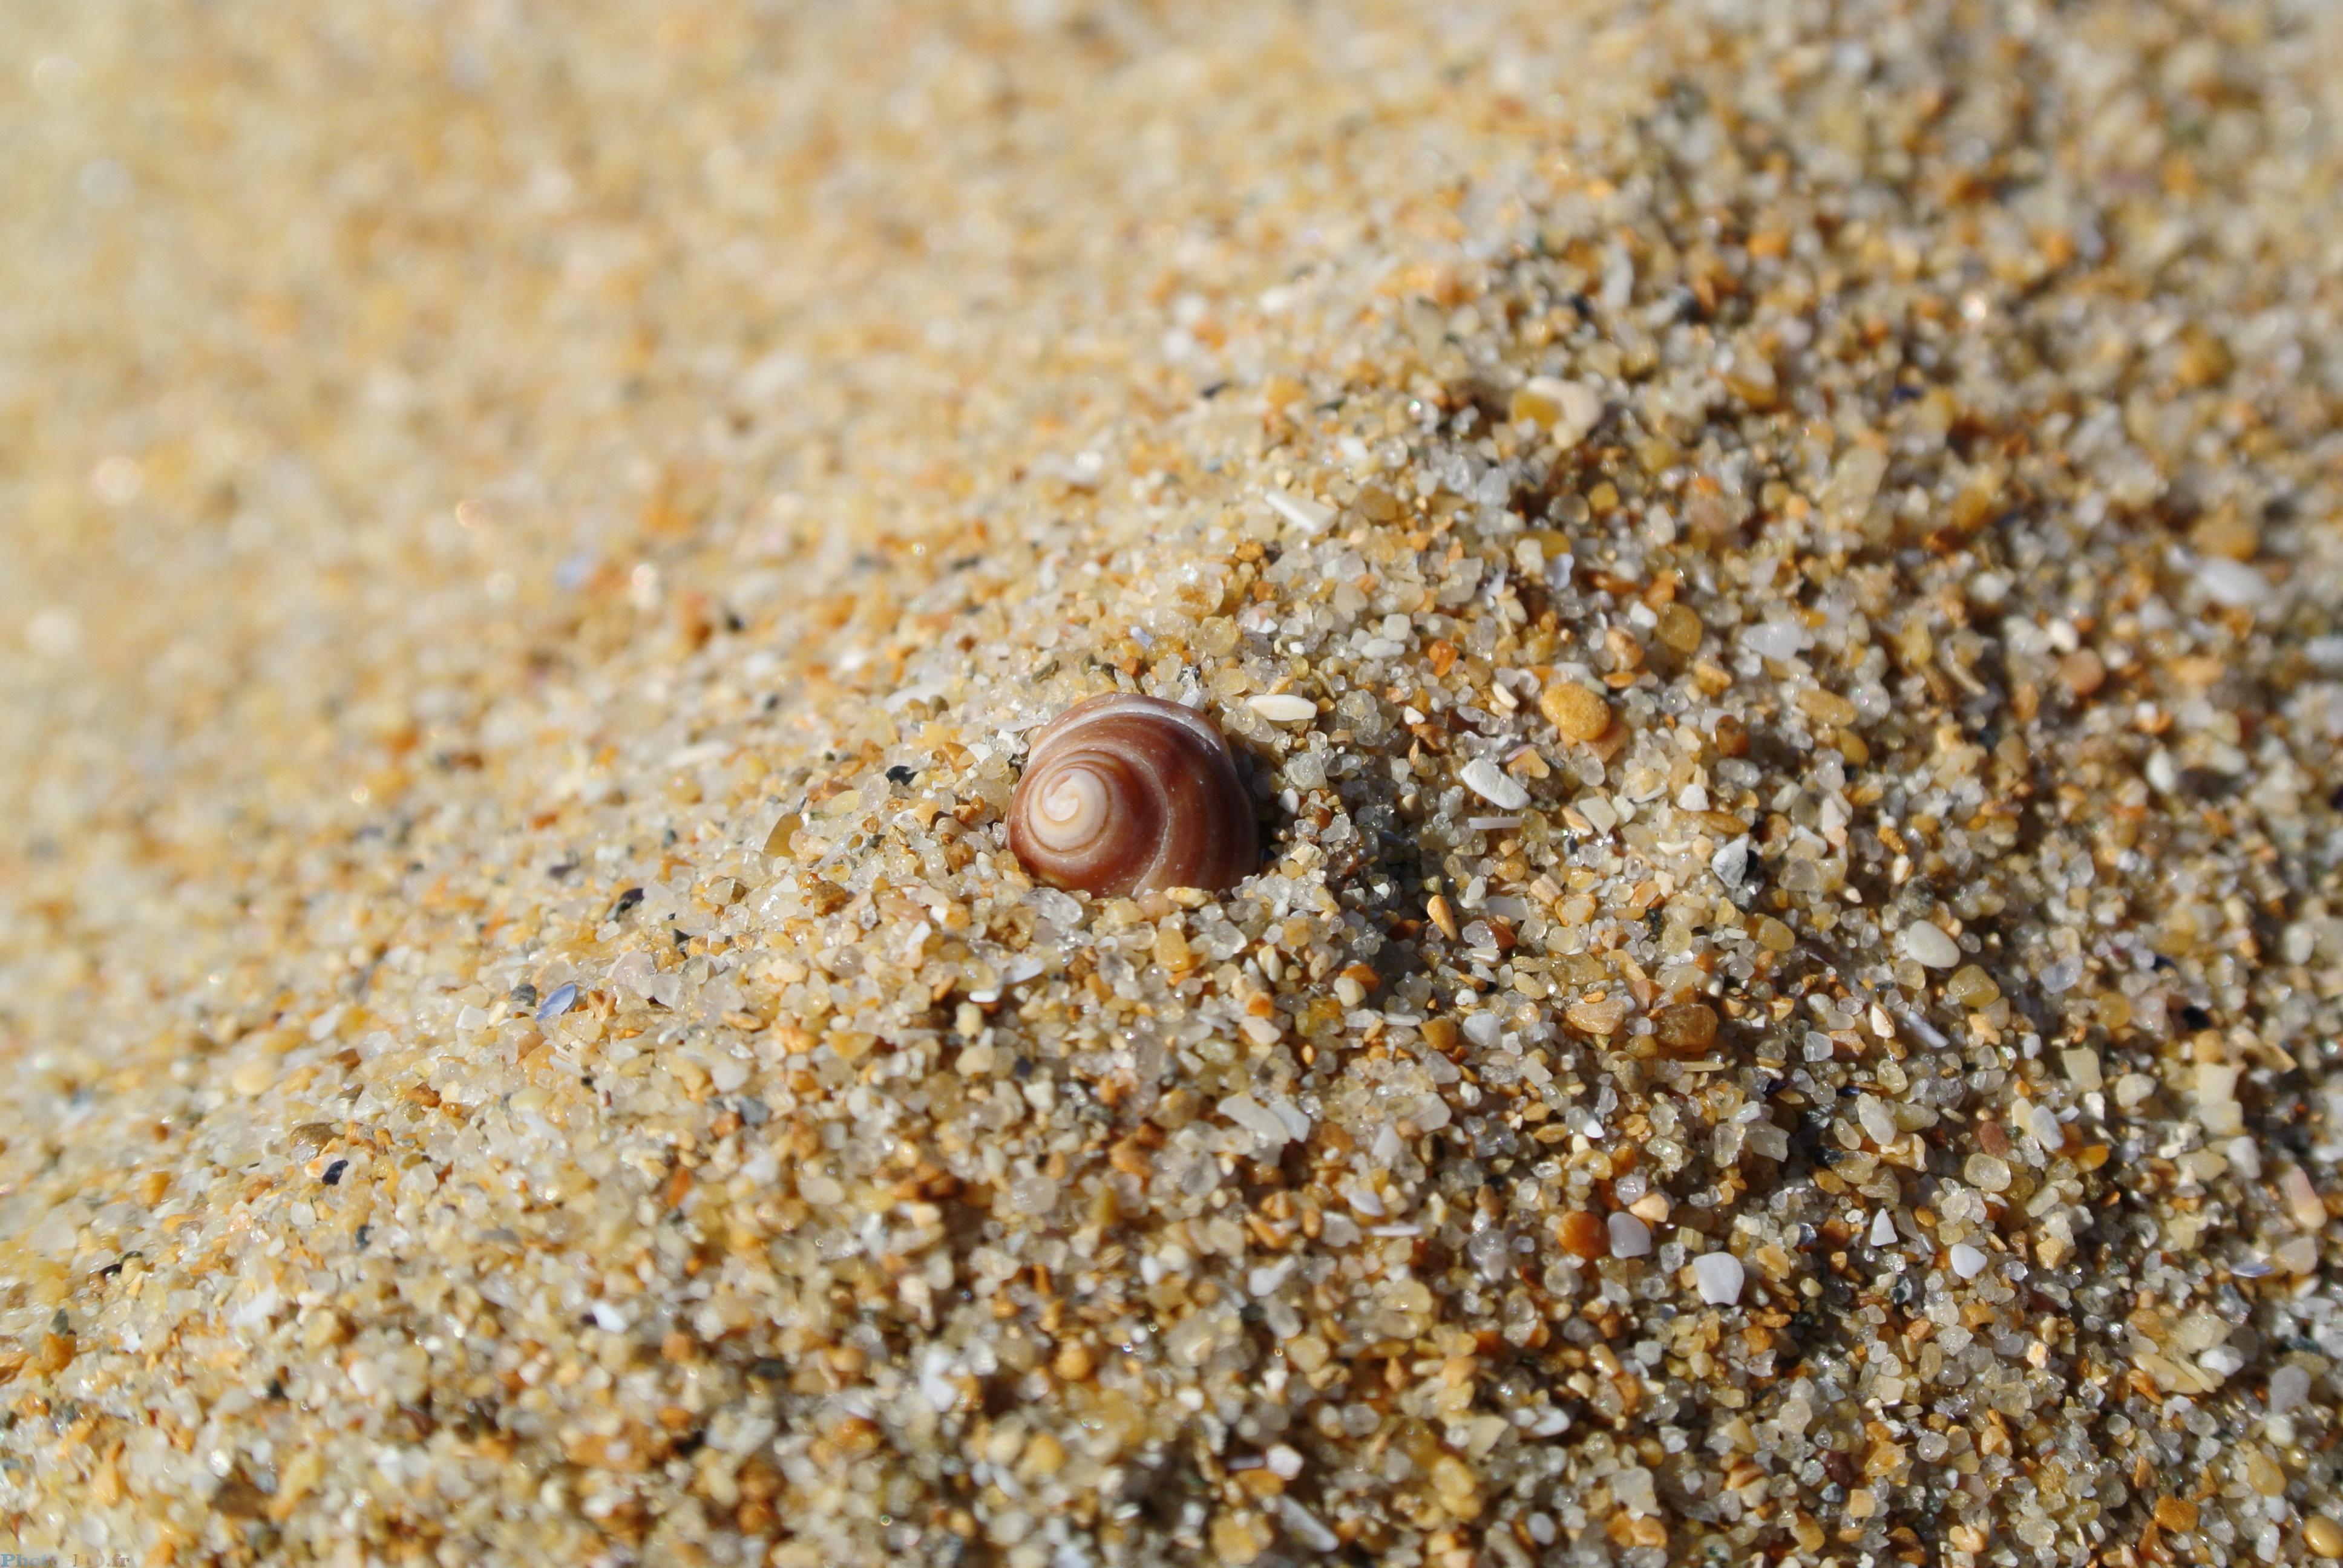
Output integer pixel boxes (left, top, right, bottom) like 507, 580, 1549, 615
1945, 965, 2000, 1007
1963, 1154, 2013, 1193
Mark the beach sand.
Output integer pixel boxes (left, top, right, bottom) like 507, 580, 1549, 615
3, 1, 2341, 1563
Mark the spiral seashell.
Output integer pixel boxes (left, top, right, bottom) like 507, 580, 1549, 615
1008, 693, 1256, 897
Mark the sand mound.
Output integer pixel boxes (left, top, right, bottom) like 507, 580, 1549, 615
4, 2, 2341, 1564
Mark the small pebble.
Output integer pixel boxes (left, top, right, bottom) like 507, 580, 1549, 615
1511, 375, 1601, 445
1962, 1154, 2012, 1193
1539, 680, 1612, 742
1262, 487, 1334, 534
1564, 993, 1630, 1036
1247, 693, 1317, 724
1652, 1001, 1718, 1056
2058, 647, 2106, 696
1692, 1252, 1745, 1306
1944, 965, 2000, 1007
2196, 557, 2272, 609
1460, 757, 1530, 811
1556, 1210, 1609, 1261
1654, 603, 1703, 653
1948, 1244, 1988, 1280
2270, 1364, 2311, 1413
1901, 921, 1961, 969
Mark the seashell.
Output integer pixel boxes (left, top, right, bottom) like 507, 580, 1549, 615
1008, 693, 1256, 897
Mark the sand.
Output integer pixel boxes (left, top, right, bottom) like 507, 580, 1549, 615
3, 1, 2341, 1564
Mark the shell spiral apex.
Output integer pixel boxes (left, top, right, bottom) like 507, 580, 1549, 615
1007, 693, 1256, 898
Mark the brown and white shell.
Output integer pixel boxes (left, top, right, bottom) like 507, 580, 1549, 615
1006, 693, 1256, 897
